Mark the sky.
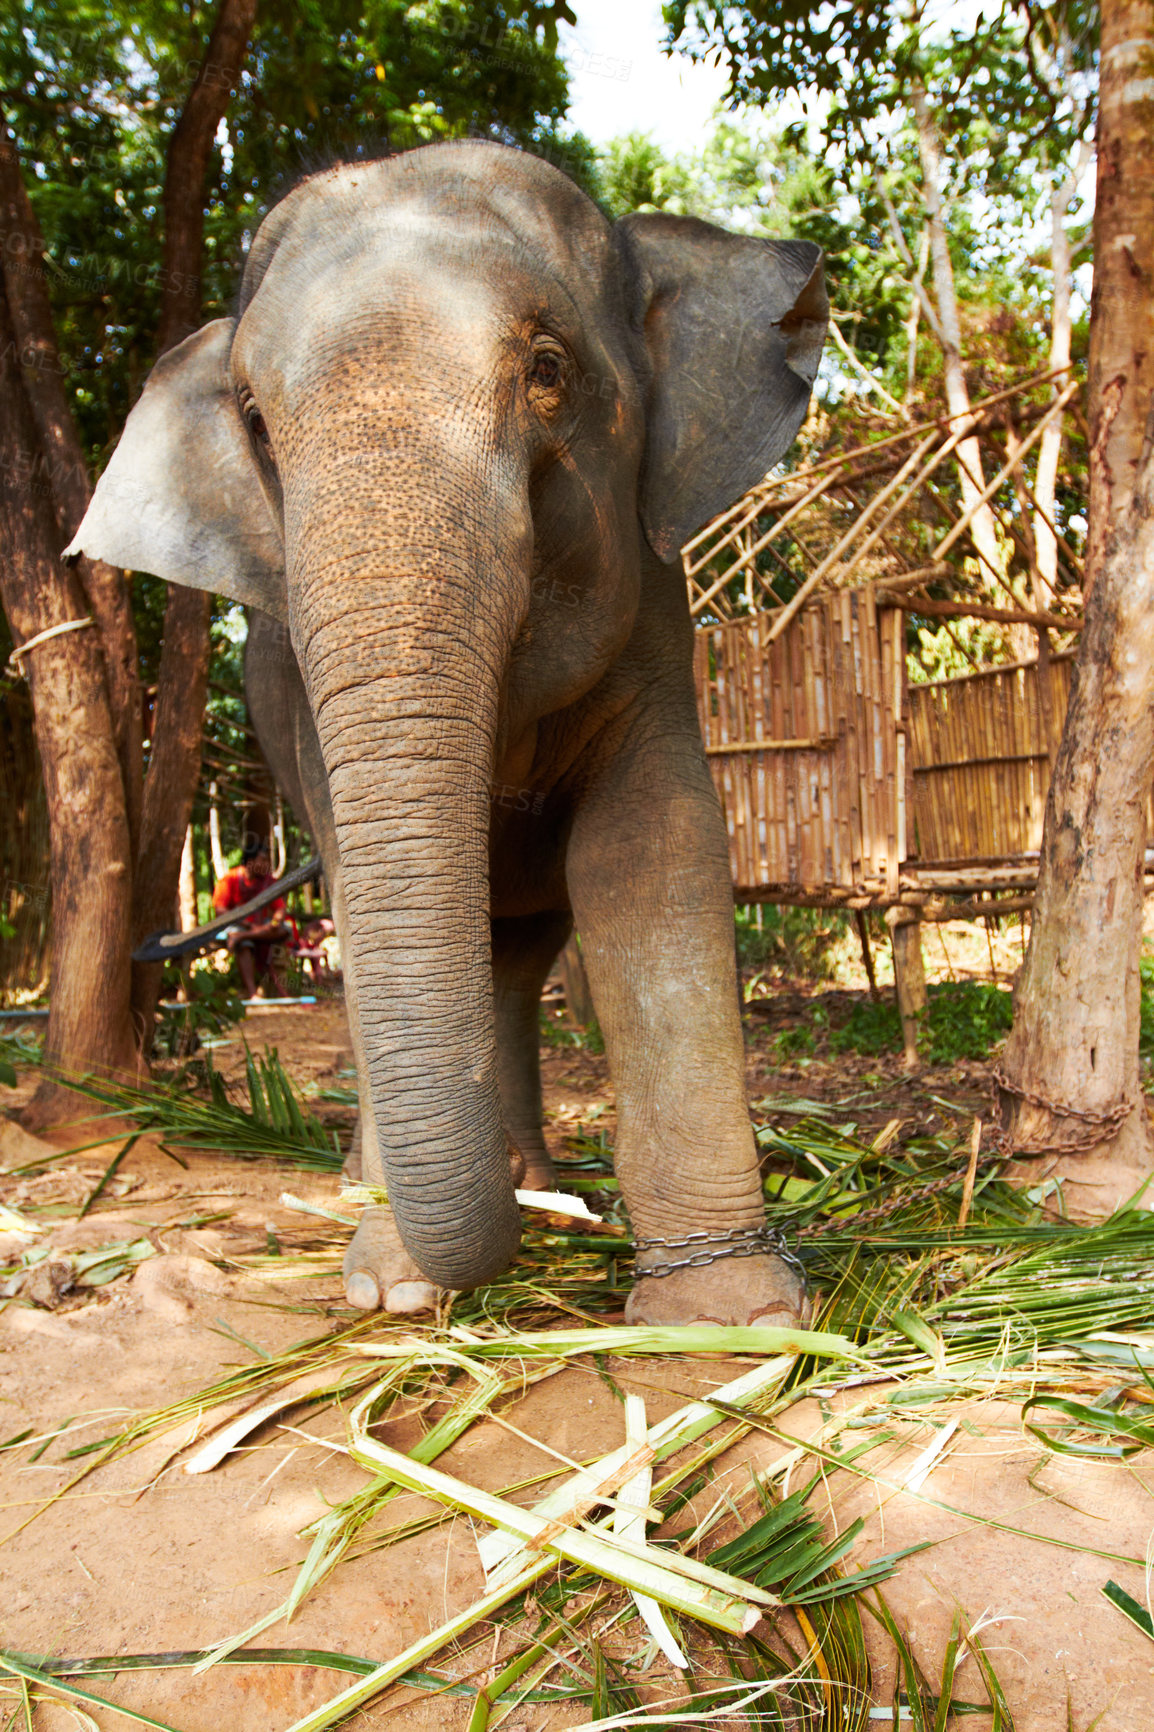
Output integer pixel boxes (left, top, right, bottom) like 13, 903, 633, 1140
558, 0, 731, 153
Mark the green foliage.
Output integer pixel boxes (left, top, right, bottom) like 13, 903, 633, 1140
2, 0, 587, 474
923, 983, 1013, 1065
155, 962, 244, 1058
0, 1029, 40, 1082
708, 1464, 927, 1605
1139, 950, 1154, 1067
666, 1, 1097, 179
64, 1045, 343, 1168
772, 1021, 817, 1061
736, 904, 846, 981
539, 1005, 604, 1054
660, 2, 1097, 443
826, 981, 1013, 1063
826, 998, 904, 1059
239, 1045, 341, 1157
909, 615, 1022, 684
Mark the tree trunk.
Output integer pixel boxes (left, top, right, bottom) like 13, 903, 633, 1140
909, 81, 1003, 591
0, 293, 138, 1118
130, 589, 214, 1043
1034, 140, 1092, 597
0, 1, 256, 1105
179, 827, 198, 932
155, 0, 258, 357
128, 0, 258, 1043
903, 228, 929, 405
0, 126, 142, 845
208, 783, 228, 878
1085, 7, 1154, 591
241, 727, 275, 856
997, 0, 1154, 1212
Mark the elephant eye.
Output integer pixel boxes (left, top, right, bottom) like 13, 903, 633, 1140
527, 345, 566, 398
529, 352, 561, 388
238, 388, 275, 459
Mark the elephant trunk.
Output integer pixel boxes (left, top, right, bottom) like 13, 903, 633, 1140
288, 442, 528, 1289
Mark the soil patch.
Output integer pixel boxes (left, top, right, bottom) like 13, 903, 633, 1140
2, 989, 1152, 1729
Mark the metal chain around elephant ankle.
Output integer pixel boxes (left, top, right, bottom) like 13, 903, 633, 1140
631, 1223, 808, 1284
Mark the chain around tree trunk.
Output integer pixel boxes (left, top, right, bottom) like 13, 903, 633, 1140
991, 1063, 1134, 1156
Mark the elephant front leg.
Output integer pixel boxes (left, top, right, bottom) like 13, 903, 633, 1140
567, 728, 806, 1328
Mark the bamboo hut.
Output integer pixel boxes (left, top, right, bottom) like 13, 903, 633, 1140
686, 367, 1122, 1056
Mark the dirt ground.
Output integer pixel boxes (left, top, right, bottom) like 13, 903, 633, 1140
3, 978, 1154, 1730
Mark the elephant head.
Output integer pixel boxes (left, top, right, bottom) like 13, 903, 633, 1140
67, 142, 826, 1293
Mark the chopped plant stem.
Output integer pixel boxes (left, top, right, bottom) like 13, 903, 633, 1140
347, 1425, 770, 1633
17, 1093, 1144, 1726
0, 1654, 185, 1732
612, 1393, 689, 1669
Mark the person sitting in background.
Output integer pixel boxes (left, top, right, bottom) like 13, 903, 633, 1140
212, 839, 290, 999
291, 916, 340, 985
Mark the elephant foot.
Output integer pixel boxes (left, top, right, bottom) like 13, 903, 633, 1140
518, 1157, 557, 1190
343, 1204, 437, 1314
625, 1252, 808, 1329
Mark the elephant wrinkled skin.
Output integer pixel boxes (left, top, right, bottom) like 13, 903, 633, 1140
68, 141, 828, 1325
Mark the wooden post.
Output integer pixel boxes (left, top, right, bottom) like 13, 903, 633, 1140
558, 933, 594, 1028
854, 910, 880, 1002
887, 908, 926, 1069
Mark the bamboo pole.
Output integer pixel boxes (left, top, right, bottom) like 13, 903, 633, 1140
687, 469, 843, 613
931, 380, 1079, 564
761, 430, 947, 642
888, 908, 926, 1068
876, 594, 1073, 630
684, 468, 835, 581
704, 736, 841, 759
691, 362, 1075, 509
855, 909, 880, 1001
865, 561, 954, 594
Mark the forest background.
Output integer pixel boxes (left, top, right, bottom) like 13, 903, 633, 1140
0, 1, 1100, 1112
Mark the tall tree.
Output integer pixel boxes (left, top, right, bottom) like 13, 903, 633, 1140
129, 0, 258, 1045
0, 0, 586, 1109
996, 0, 1154, 1205
667, 0, 1095, 603
0, 271, 139, 1104
0, 0, 256, 1112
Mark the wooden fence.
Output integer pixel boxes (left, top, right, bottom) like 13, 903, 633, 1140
907, 654, 1066, 862
693, 605, 1130, 910
694, 592, 905, 898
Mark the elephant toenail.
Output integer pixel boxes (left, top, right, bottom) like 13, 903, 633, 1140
385, 1280, 438, 1315
345, 1270, 381, 1310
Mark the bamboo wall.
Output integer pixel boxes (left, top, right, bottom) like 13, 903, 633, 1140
693, 610, 1127, 899
905, 656, 1072, 862
694, 591, 904, 898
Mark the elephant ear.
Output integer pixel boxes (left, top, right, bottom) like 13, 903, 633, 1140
64, 319, 286, 624
613, 213, 828, 563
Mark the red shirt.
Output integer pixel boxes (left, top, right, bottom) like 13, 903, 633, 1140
212, 867, 286, 929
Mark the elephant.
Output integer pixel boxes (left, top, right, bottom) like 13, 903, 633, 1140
67, 140, 828, 1326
